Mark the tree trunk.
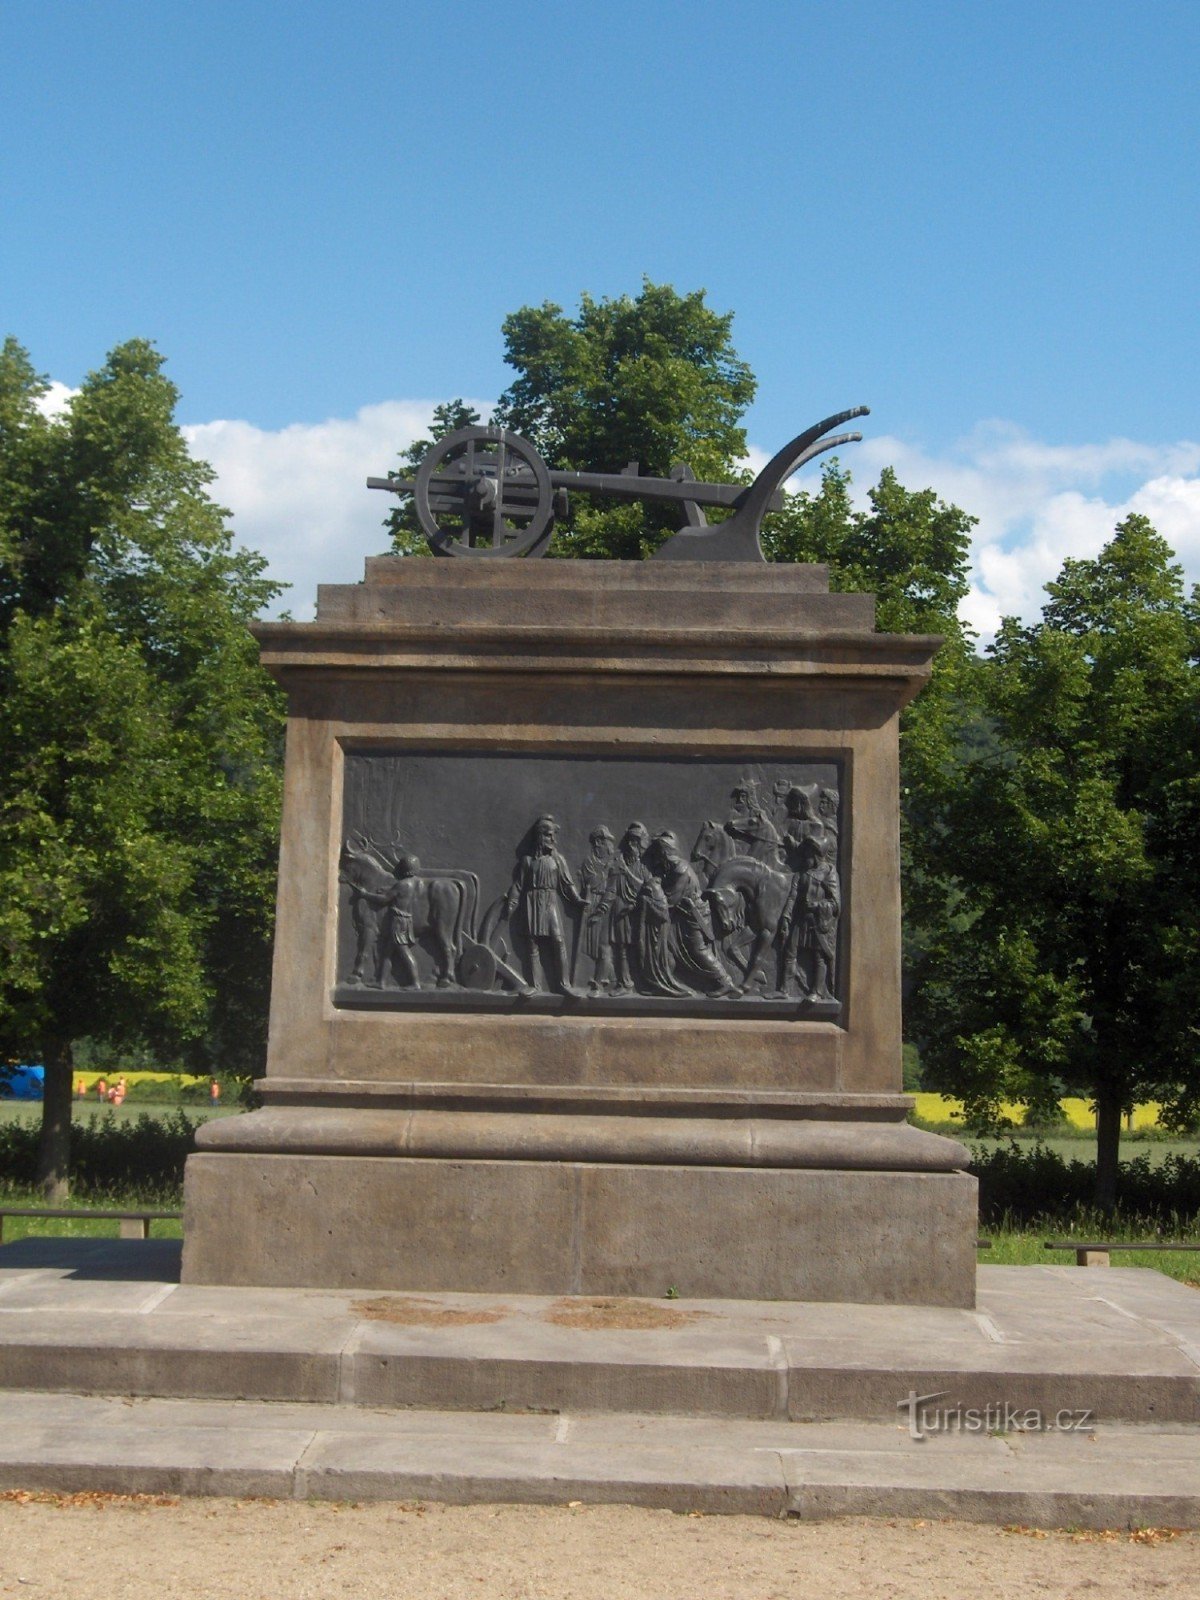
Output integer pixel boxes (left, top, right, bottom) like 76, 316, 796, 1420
1093, 1083, 1123, 1216
36, 1038, 74, 1201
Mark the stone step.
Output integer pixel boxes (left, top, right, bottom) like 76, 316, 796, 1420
1, 1391, 1198, 1528
1, 1243, 1198, 1426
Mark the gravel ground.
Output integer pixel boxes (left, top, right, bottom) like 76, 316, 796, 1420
1, 1495, 1196, 1600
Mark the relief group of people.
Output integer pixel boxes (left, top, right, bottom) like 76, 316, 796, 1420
505, 814, 741, 1000
502, 780, 840, 1002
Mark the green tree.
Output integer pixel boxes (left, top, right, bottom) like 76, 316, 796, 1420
763, 463, 980, 960
912, 516, 1200, 1208
0, 337, 284, 1197
494, 280, 754, 477
496, 281, 755, 560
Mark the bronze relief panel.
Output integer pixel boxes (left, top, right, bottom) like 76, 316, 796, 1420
335, 751, 844, 1019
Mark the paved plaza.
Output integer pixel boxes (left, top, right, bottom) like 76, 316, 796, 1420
1, 1239, 1197, 1526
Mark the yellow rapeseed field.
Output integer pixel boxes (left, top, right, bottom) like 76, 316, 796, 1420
910, 1093, 1161, 1129
71, 1071, 210, 1092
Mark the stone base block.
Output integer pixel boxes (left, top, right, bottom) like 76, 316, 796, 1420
182, 1153, 977, 1308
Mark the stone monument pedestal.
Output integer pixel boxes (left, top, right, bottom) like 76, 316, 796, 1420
182, 558, 977, 1306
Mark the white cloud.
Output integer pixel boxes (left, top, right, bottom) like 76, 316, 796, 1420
1127, 473, 1200, 554
845, 423, 1200, 641
34, 380, 77, 418
183, 401, 490, 618
30, 386, 439, 617
170, 401, 1198, 640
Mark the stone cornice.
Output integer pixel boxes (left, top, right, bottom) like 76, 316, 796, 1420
252, 621, 941, 695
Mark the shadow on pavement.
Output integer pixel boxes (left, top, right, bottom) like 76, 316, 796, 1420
0, 1237, 181, 1282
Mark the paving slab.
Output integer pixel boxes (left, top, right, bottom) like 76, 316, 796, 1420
0, 1419, 316, 1500
0, 1392, 1197, 1528
343, 1316, 782, 1416
781, 1336, 1200, 1424
0, 1274, 183, 1315
0, 1306, 348, 1403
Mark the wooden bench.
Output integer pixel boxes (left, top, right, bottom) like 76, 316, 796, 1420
0, 1206, 181, 1244
1045, 1241, 1200, 1268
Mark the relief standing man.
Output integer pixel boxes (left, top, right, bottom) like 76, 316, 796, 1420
577, 824, 616, 992
505, 814, 585, 996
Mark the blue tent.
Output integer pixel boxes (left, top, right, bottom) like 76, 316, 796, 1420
0, 1064, 44, 1100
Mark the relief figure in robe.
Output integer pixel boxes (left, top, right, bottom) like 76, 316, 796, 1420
577, 824, 616, 992
601, 821, 653, 995
646, 831, 739, 999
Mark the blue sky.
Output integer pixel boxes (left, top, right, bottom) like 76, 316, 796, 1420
3, 0, 1197, 631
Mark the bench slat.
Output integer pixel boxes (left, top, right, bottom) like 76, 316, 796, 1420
1045, 1240, 1199, 1268
0, 1206, 181, 1243
1044, 1241, 1199, 1252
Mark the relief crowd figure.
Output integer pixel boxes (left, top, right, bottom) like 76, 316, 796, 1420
725, 779, 783, 863
779, 835, 841, 1000
577, 825, 617, 993
641, 831, 740, 998
600, 821, 654, 995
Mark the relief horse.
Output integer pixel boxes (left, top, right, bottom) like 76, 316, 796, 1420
690, 817, 783, 882
690, 821, 792, 992
705, 857, 793, 993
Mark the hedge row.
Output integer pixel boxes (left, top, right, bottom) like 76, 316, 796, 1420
970, 1140, 1200, 1228
0, 1110, 200, 1199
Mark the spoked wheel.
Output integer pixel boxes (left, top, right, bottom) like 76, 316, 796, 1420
414, 426, 554, 557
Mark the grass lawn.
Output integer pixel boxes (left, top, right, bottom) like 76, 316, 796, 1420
0, 1100, 233, 1244
2, 1098, 1196, 1283
0, 1099, 239, 1127
2, 1189, 1196, 1283
980, 1225, 1200, 1285
0, 1194, 184, 1243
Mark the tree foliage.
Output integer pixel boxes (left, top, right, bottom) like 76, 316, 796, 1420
493, 281, 754, 478
0, 336, 284, 1195
911, 516, 1200, 1206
